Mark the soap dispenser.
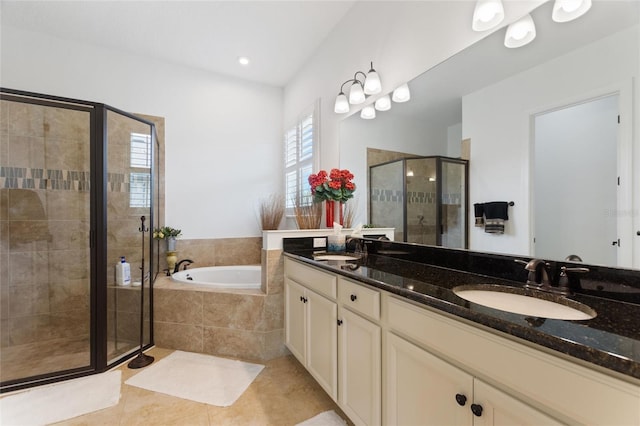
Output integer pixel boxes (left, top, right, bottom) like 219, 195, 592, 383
115, 256, 132, 286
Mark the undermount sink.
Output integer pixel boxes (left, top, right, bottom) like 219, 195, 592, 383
453, 284, 596, 321
313, 254, 359, 261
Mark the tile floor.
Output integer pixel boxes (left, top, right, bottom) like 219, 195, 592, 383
52, 347, 351, 426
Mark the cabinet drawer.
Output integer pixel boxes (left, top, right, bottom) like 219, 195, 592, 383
284, 258, 337, 299
338, 277, 380, 320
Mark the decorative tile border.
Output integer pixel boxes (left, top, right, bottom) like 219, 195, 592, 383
0, 166, 133, 192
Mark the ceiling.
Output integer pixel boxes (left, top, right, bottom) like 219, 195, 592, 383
0, 0, 356, 87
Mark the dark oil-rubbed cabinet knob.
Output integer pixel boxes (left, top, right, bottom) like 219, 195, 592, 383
350, 294, 357, 302
471, 403, 483, 417
300, 296, 304, 302
455, 394, 467, 406
337, 319, 343, 326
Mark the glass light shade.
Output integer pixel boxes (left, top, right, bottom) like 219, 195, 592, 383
364, 69, 382, 95
360, 105, 376, 120
334, 92, 350, 114
349, 82, 366, 105
504, 14, 536, 48
374, 95, 391, 111
472, 0, 505, 32
392, 83, 411, 103
552, 0, 591, 22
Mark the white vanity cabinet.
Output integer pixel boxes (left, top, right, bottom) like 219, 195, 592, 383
284, 257, 640, 426
385, 332, 561, 426
284, 259, 338, 399
337, 278, 382, 426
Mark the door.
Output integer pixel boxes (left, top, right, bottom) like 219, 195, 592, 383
306, 288, 338, 399
338, 308, 381, 426
0, 97, 92, 384
473, 380, 563, 426
284, 278, 306, 362
385, 332, 473, 426
533, 95, 621, 266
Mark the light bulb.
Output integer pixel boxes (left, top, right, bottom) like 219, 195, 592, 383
504, 14, 536, 48
374, 95, 391, 111
334, 92, 350, 114
349, 81, 365, 105
552, 0, 591, 22
472, 0, 505, 32
392, 83, 411, 103
364, 67, 382, 95
360, 105, 376, 120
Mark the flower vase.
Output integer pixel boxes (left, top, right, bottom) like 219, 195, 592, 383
166, 237, 176, 252
325, 200, 335, 228
339, 202, 344, 226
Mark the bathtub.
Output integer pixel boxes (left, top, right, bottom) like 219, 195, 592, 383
170, 265, 261, 290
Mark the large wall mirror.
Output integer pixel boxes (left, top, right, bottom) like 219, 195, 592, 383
339, 0, 639, 270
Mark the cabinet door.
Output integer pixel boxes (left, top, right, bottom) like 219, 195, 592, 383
306, 288, 338, 400
385, 332, 473, 426
338, 308, 381, 426
284, 278, 306, 363
472, 380, 564, 426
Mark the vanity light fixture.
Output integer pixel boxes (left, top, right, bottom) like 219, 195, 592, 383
552, 0, 592, 22
504, 14, 536, 48
374, 94, 391, 111
333, 62, 382, 114
392, 83, 411, 103
472, 0, 505, 32
361, 105, 376, 120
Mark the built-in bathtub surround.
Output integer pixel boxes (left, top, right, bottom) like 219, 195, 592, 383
153, 236, 286, 362
154, 277, 287, 362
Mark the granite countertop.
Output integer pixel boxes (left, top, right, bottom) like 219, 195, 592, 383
284, 251, 640, 383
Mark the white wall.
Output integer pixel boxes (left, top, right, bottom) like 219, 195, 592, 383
447, 123, 463, 158
463, 25, 639, 258
1, 25, 283, 239
284, 0, 544, 176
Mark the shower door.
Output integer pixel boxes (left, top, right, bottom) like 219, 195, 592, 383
0, 96, 92, 384
1, 89, 155, 392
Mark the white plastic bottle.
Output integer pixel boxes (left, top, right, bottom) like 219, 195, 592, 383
115, 256, 131, 286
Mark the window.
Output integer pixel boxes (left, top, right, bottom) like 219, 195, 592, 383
284, 100, 319, 212
130, 132, 151, 208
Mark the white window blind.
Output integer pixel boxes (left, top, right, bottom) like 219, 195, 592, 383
284, 101, 319, 211
129, 132, 152, 208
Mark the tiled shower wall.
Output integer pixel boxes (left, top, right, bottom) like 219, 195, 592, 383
0, 101, 91, 364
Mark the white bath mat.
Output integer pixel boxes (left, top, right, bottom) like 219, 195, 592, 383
296, 410, 348, 426
125, 350, 264, 407
0, 370, 121, 426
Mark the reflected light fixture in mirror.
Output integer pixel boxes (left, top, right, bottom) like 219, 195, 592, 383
361, 105, 376, 119
504, 14, 536, 48
392, 83, 411, 102
552, 0, 592, 23
375, 94, 391, 111
472, 0, 505, 31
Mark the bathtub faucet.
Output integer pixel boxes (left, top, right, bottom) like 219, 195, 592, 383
174, 259, 194, 274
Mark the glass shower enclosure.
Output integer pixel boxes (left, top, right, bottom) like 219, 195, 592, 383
370, 156, 468, 248
0, 88, 156, 392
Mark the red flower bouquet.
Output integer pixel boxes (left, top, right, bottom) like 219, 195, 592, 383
308, 168, 356, 203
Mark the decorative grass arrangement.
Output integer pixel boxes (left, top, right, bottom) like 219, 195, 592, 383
259, 193, 285, 230
293, 200, 322, 229
343, 202, 356, 228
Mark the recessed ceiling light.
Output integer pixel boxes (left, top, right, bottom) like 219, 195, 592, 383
238, 56, 250, 66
